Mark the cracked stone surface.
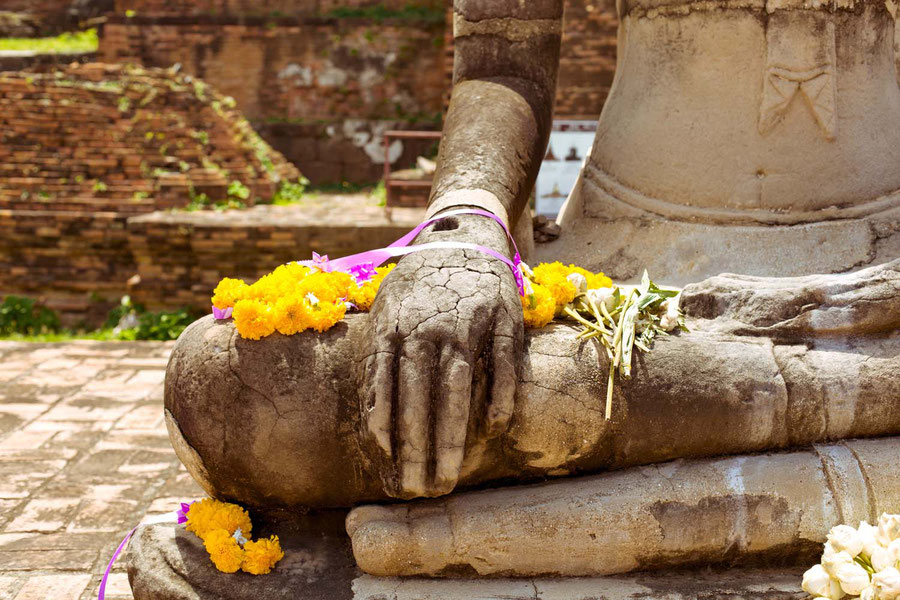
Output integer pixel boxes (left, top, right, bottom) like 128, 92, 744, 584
0, 340, 203, 600
165, 258, 900, 512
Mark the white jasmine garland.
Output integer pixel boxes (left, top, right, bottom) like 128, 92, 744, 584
804, 516, 900, 600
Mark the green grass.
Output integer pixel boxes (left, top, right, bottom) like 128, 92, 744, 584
0, 28, 98, 54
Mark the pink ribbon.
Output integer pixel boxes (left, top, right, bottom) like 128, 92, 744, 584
297, 208, 526, 295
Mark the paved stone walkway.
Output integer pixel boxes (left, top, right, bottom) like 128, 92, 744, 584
0, 341, 202, 600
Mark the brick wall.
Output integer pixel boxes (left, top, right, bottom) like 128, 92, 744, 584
556, 0, 618, 120
111, 0, 441, 18
0, 63, 298, 324
99, 11, 446, 184
0, 0, 113, 34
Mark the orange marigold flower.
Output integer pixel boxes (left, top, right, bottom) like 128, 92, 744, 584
233, 299, 275, 340
306, 300, 347, 333
203, 529, 245, 573
273, 294, 309, 336
241, 535, 285, 575
521, 283, 556, 328
211, 278, 248, 310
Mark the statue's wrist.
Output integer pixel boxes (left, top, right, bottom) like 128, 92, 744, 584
426, 189, 510, 227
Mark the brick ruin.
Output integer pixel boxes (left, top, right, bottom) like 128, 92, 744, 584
99, 0, 449, 184
0, 0, 623, 323
0, 63, 298, 324
98, 0, 619, 184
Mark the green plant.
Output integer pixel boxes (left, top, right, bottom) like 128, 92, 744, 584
227, 180, 251, 201
105, 297, 197, 341
370, 180, 387, 206
130, 308, 196, 341
93, 180, 108, 193
270, 178, 310, 205
0, 28, 98, 54
0, 296, 61, 336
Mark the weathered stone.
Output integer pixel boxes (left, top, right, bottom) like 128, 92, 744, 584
165, 260, 900, 510
538, 0, 900, 284
129, 516, 808, 600
348, 438, 900, 577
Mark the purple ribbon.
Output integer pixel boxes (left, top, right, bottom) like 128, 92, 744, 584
98, 504, 191, 599
298, 208, 526, 295
212, 306, 233, 319
210, 208, 527, 320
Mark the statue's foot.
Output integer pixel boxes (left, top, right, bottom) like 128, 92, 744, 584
348, 437, 900, 578
682, 258, 900, 338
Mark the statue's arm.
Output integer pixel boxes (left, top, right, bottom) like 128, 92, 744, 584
428, 0, 564, 226
361, 0, 564, 501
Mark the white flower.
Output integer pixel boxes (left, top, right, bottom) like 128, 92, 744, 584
567, 272, 588, 296
874, 567, 900, 599
232, 527, 248, 545
879, 515, 900, 547
835, 560, 871, 596
829, 524, 865, 557
586, 287, 616, 312
872, 545, 896, 572
803, 564, 845, 599
659, 294, 682, 331
823, 547, 855, 577
860, 521, 884, 558
860, 585, 879, 600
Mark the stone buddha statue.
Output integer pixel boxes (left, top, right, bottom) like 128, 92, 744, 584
131, 0, 900, 597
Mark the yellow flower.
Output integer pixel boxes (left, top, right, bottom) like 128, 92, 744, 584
211, 278, 248, 310
533, 263, 577, 309
306, 301, 347, 333
297, 271, 353, 304
185, 498, 253, 540
241, 535, 285, 575
270, 262, 310, 284
185, 497, 219, 539
273, 294, 309, 335
208, 503, 252, 539
233, 299, 276, 340
203, 528, 245, 573
521, 283, 556, 328
347, 281, 377, 311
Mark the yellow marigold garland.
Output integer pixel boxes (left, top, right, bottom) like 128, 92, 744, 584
185, 498, 285, 575
212, 261, 613, 338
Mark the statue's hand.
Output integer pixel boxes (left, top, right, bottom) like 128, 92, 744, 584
681, 258, 900, 338
361, 212, 523, 499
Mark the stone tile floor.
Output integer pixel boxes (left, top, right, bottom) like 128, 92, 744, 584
0, 341, 203, 600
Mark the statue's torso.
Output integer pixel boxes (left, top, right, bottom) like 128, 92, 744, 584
546, 0, 900, 283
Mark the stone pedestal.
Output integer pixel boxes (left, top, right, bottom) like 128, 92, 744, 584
128, 518, 807, 600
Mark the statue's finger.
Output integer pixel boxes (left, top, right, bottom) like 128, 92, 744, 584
433, 348, 473, 495
363, 345, 396, 458
397, 340, 434, 498
486, 311, 519, 437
